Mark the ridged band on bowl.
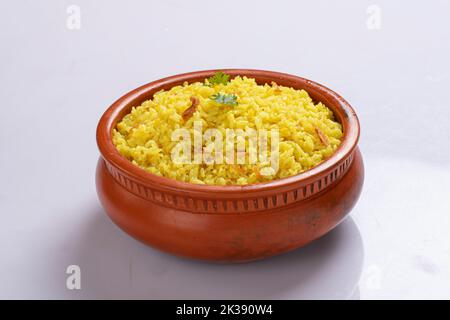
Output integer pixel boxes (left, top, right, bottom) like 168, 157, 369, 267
97, 69, 360, 214
103, 152, 354, 213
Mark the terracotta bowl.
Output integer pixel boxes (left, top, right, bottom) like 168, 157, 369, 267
96, 69, 364, 262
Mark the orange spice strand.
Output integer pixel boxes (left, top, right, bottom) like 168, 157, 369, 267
254, 166, 263, 180
315, 127, 329, 146
233, 165, 246, 175
182, 96, 200, 120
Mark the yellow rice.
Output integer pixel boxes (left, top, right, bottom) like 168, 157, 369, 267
112, 76, 343, 185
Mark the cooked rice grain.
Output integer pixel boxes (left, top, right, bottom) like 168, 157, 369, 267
113, 76, 343, 185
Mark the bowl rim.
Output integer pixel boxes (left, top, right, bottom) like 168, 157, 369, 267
96, 69, 360, 194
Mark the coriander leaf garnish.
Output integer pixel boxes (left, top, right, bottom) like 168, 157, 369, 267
206, 72, 230, 86
210, 93, 238, 106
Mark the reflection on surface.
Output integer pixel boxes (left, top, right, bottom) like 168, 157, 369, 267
349, 286, 360, 300
69, 208, 364, 299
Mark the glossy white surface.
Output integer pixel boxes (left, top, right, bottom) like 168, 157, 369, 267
1, 0, 449, 299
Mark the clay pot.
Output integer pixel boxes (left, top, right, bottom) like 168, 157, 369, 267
96, 69, 364, 262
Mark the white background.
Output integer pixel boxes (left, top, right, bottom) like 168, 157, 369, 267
1, 0, 449, 299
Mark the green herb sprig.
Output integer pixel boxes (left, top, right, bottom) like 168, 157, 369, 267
210, 93, 238, 106
206, 72, 230, 86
